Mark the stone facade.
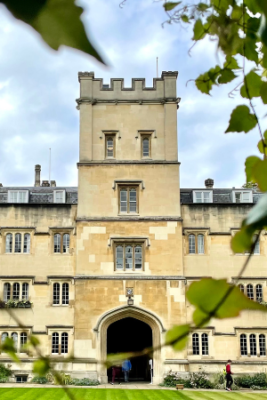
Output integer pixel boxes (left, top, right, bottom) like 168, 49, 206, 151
0, 71, 266, 383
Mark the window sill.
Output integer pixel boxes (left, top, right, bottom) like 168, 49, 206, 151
118, 213, 140, 217
115, 270, 144, 274
52, 304, 70, 307
4, 253, 31, 255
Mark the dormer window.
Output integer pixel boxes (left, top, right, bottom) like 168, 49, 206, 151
193, 191, 212, 203
232, 190, 252, 203
8, 190, 28, 203
53, 190, 65, 203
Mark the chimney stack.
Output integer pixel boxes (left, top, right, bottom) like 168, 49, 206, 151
41, 180, 50, 187
34, 165, 41, 187
51, 180, 56, 187
205, 178, 214, 188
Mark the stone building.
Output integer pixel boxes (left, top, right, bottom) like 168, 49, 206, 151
0, 71, 266, 383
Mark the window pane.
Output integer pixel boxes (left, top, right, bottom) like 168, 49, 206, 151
20, 333, 27, 353
253, 235, 260, 254
54, 234, 61, 253
15, 233, 22, 253
53, 283, 60, 305
235, 192, 241, 203
256, 285, 263, 302
61, 333, 68, 354
19, 191, 27, 202
142, 138, 149, 157
52, 333, 59, 354
259, 335, 266, 356
239, 284, 244, 294
22, 283, 29, 300
192, 333, 199, 355
63, 234, 70, 253
134, 246, 142, 269
203, 192, 210, 203
6, 234, 13, 253
201, 333, 209, 355
189, 235, 196, 254
240, 334, 247, 355
242, 192, 250, 202
250, 334, 257, 356
120, 189, 127, 213
23, 234, 30, 253
4, 283, 11, 302
247, 284, 254, 300
55, 191, 64, 203
125, 246, 133, 270
1, 332, 8, 343
62, 283, 69, 305
11, 332, 18, 351
106, 137, 114, 157
129, 189, 137, 213
195, 193, 202, 203
197, 235, 204, 254
116, 246, 123, 270
13, 283, 20, 300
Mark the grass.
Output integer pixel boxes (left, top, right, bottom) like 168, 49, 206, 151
1, 389, 267, 400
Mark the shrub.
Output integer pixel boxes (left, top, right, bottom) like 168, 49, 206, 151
190, 370, 213, 389
251, 385, 267, 390
31, 376, 48, 384
235, 373, 267, 388
0, 377, 8, 383
161, 370, 192, 388
70, 378, 100, 386
0, 363, 12, 382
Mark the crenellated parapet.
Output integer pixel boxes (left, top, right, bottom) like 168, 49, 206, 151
76, 71, 180, 107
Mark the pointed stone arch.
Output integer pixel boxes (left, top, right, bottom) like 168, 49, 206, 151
95, 305, 163, 383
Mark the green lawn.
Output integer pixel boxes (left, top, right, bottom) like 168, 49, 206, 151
1, 389, 267, 400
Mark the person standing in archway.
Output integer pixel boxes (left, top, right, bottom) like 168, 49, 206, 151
122, 359, 132, 383
110, 364, 122, 385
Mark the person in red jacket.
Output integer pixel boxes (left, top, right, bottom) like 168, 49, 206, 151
225, 360, 233, 391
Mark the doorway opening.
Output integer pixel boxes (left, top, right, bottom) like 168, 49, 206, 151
107, 317, 153, 382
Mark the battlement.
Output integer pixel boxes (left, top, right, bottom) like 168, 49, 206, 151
76, 71, 179, 106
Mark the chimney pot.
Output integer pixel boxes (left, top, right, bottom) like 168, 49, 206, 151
51, 180, 56, 187
34, 164, 41, 187
0, 183, 3, 187
205, 178, 214, 188
41, 180, 50, 187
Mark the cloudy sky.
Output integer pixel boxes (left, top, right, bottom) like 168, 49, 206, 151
0, 0, 265, 188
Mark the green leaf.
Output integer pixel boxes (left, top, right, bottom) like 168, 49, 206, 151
257, 130, 267, 154
181, 14, 189, 23
245, 156, 261, 182
252, 159, 267, 191
33, 358, 50, 376
218, 69, 237, 84
1, 0, 104, 63
231, 230, 252, 253
245, 0, 261, 14
238, 38, 259, 63
193, 19, 206, 40
195, 66, 221, 95
187, 279, 267, 325
260, 81, 267, 104
224, 56, 240, 70
197, 3, 209, 12
225, 105, 257, 133
163, 1, 181, 11
1, 338, 20, 362
165, 324, 190, 351
211, 0, 230, 12
240, 70, 262, 99
246, 192, 267, 226
30, 335, 40, 347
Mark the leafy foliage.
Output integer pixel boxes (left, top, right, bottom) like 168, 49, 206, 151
31, 376, 48, 384
0, 0, 104, 63
235, 373, 267, 388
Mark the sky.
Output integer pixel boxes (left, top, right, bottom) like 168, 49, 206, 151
0, 0, 265, 188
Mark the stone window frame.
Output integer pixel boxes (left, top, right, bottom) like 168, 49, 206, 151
184, 229, 209, 255
239, 332, 267, 358
190, 331, 210, 357
105, 133, 116, 159
118, 184, 139, 215
140, 133, 152, 159
1, 329, 30, 354
192, 190, 213, 203
51, 281, 70, 307
53, 190, 66, 204
238, 282, 264, 302
231, 230, 261, 256
2, 280, 31, 302
3, 230, 32, 255
113, 239, 145, 272
48, 328, 72, 356
50, 229, 72, 255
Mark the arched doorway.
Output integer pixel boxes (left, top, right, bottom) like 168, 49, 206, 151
107, 317, 152, 381
96, 305, 163, 384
